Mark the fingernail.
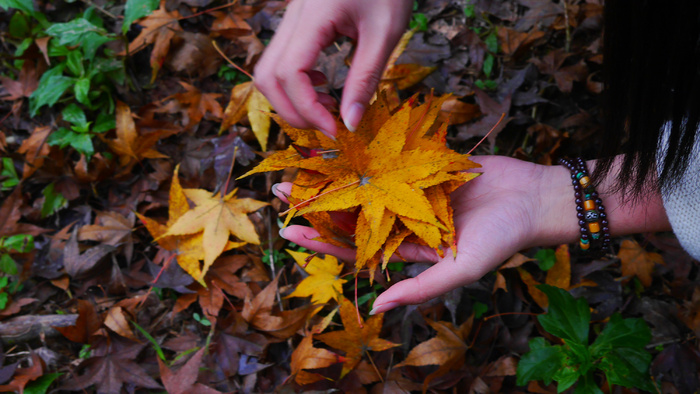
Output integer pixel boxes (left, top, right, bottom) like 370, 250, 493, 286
344, 102, 364, 132
369, 301, 399, 315
319, 129, 337, 141
279, 227, 287, 239
271, 183, 280, 196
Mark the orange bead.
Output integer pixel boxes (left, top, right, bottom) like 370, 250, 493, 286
580, 240, 590, 250
588, 221, 601, 233
580, 176, 590, 187
583, 200, 595, 210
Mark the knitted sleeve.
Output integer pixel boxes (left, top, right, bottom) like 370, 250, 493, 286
658, 123, 700, 260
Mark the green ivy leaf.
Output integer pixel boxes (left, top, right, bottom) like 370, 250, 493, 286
537, 284, 590, 344
0, 0, 34, 14
123, 0, 158, 34
41, 183, 68, 218
0, 253, 18, 275
516, 338, 565, 386
590, 314, 651, 356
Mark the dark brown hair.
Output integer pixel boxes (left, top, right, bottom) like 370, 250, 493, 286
594, 0, 700, 197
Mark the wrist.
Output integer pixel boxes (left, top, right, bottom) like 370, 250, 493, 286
533, 164, 581, 247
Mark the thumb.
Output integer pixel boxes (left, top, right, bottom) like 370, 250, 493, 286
341, 26, 403, 132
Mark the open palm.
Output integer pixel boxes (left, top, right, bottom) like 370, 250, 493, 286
273, 155, 575, 313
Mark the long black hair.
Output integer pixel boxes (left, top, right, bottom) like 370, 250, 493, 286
594, 0, 700, 197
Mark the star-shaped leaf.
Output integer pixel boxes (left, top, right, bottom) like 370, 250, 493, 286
286, 249, 347, 304
162, 187, 267, 273
290, 334, 344, 385
316, 298, 399, 378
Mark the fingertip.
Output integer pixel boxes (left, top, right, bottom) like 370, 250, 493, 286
343, 102, 364, 132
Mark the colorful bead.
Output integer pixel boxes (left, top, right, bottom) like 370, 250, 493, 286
583, 199, 596, 210
584, 210, 600, 222
580, 239, 590, 250
579, 176, 591, 187
588, 221, 601, 233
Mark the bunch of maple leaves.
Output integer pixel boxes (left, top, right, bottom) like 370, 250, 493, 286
2, 0, 700, 392
243, 93, 480, 281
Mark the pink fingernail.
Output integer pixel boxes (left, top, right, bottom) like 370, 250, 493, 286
279, 227, 287, 239
369, 301, 399, 315
271, 183, 280, 196
344, 102, 364, 132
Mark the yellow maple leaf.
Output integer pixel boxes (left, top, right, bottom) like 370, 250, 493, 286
618, 239, 664, 287
137, 166, 244, 283
162, 188, 268, 270
286, 250, 347, 304
220, 81, 272, 151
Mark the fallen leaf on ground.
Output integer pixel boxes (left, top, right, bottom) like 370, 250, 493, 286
618, 239, 664, 287
220, 81, 272, 151
290, 334, 344, 385
286, 249, 347, 305
317, 298, 399, 378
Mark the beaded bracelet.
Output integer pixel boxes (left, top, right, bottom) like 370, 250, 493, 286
559, 158, 611, 252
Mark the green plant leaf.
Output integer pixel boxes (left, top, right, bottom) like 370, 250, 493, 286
45, 18, 113, 60
30, 65, 75, 116
537, 284, 590, 344
574, 371, 604, 394
93, 110, 116, 133
131, 320, 166, 362
9, 11, 29, 38
590, 314, 651, 356
0, 292, 8, 310
2, 234, 35, 253
41, 183, 68, 218
0, 253, 18, 275
516, 338, 565, 386
62, 103, 88, 127
1, 157, 20, 190
48, 128, 94, 157
485, 31, 499, 53
598, 347, 654, 391
24, 372, 61, 394
0, 0, 33, 13
74, 77, 91, 105
123, 0, 158, 33
483, 53, 494, 77
535, 248, 556, 271
552, 362, 581, 393
65, 49, 85, 77
410, 13, 429, 31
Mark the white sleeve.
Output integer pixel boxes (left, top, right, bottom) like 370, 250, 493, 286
658, 122, 700, 260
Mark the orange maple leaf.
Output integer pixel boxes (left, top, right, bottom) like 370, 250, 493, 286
618, 239, 665, 287
286, 249, 347, 305
316, 298, 399, 378
157, 82, 223, 129
220, 81, 272, 151
290, 334, 344, 385
396, 316, 474, 392
125, 0, 182, 82
104, 101, 174, 175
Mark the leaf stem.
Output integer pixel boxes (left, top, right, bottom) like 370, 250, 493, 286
466, 112, 506, 155
212, 40, 254, 80
365, 348, 384, 383
355, 275, 364, 329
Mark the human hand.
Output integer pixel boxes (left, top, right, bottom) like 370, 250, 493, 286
271, 156, 579, 314
254, 0, 412, 137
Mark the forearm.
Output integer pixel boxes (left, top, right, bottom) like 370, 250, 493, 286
537, 155, 671, 247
